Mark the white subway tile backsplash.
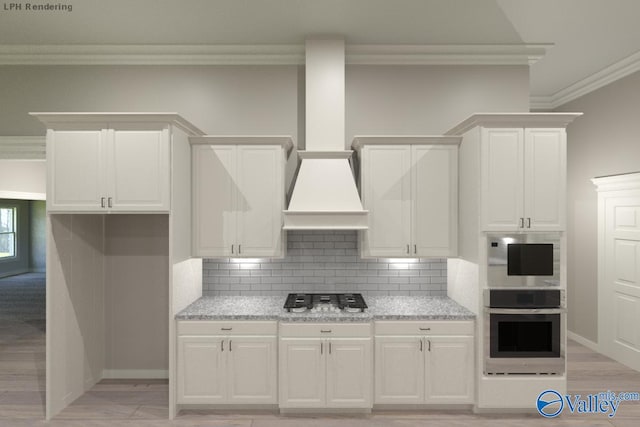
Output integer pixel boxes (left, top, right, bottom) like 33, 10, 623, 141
202, 231, 446, 297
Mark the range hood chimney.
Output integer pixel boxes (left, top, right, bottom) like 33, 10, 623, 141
283, 39, 369, 230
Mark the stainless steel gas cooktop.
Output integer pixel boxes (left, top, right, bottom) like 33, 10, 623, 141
283, 293, 367, 313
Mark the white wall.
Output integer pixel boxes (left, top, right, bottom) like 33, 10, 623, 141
346, 65, 530, 143
0, 160, 46, 200
556, 70, 640, 342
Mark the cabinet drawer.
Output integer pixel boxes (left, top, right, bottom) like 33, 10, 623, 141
375, 320, 473, 336
177, 320, 277, 336
279, 322, 371, 338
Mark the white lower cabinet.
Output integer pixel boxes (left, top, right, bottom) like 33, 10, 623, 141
279, 323, 372, 409
374, 321, 474, 405
177, 321, 277, 405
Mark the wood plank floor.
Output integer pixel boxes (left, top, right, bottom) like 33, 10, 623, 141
1, 273, 639, 425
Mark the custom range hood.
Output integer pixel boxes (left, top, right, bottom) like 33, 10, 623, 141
283, 39, 368, 230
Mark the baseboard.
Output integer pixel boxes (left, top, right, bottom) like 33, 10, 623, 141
567, 330, 599, 353
30, 268, 45, 273
102, 369, 169, 379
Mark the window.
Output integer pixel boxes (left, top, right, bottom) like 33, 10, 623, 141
0, 207, 16, 259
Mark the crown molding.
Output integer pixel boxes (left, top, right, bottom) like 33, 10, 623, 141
0, 43, 551, 66
530, 50, 640, 110
0, 136, 45, 159
592, 171, 640, 192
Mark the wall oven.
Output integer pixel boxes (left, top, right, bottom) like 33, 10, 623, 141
487, 233, 561, 288
484, 289, 565, 375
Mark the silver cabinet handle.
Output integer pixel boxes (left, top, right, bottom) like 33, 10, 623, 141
329, 341, 332, 354
101, 197, 106, 208
428, 339, 431, 352
231, 244, 234, 254
419, 327, 431, 331
414, 244, 417, 254
320, 342, 323, 355
221, 340, 224, 352
519, 218, 524, 228
527, 218, 531, 228
420, 339, 423, 352
320, 329, 332, 333
108, 197, 113, 208
238, 244, 241, 254
221, 327, 232, 331
229, 340, 232, 351
406, 244, 410, 254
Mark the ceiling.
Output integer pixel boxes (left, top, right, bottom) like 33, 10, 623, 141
1, 0, 639, 108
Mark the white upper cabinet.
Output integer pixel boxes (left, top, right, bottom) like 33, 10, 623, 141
446, 113, 581, 233
33, 113, 204, 213
354, 137, 459, 258
190, 136, 292, 258
481, 127, 566, 231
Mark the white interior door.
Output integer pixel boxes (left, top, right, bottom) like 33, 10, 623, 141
326, 338, 372, 408
601, 198, 640, 371
361, 145, 411, 257
524, 128, 566, 231
412, 145, 458, 257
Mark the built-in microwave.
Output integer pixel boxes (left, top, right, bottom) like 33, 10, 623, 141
487, 233, 561, 288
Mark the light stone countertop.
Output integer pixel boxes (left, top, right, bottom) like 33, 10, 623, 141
175, 295, 475, 322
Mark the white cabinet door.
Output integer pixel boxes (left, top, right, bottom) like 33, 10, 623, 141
362, 145, 412, 257
374, 336, 424, 404
192, 145, 237, 257
326, 338, 372, 408
425, 336, 474, 404
481, 128, 524, 231
524, 128, 566, 231
412, 145, 458, 257
177, 336, 226, 404
279, 338, 325, 408
236, 146, 283, 257
227, 336, 277, 403
109, 128, 170, 212
47, 130, 107, 212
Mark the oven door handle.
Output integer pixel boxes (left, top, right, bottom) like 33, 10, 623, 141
486, 308, 565, 314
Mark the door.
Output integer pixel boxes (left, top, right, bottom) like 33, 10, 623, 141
326, 338, 372, 408
236, 146, 283, 257
425, 336, 474, 403
227, 336, 277, 403
279, 338, 325, 408
47, 129, 106, 212
481, 128, 524, 231
524, 128, 566, 231
374, 336, 424, 404
362, 145, 411, 257
177, 336, 226, 404
109, 128, 170, 211
192, 145, 237, 257
600, 197, 640, 371
412, 145, 458, 257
